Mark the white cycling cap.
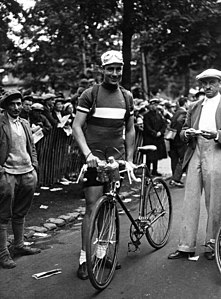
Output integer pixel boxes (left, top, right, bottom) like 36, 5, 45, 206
101, 50, 124, 66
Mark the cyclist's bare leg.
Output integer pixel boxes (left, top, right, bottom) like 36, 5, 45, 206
77, 185, 104, 279
81, 185, 104, 251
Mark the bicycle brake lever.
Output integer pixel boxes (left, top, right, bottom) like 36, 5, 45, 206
125, 162, 141, 184
74, 164, 88, 184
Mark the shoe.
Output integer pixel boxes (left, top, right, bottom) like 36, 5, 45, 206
174, 181, 184, 188
0, 255, 16, 269
169, 180, 176, 187
105, 257, 121, 270
168, 250, 195, 259
204, 251, 215, 260
77, 262, 88, 280
59, 177, 70, 185
13, 246, 41, 257
169, 180, 184, 188
152, 171, 162, 177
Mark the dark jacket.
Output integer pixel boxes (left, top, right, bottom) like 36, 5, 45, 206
43, 106, 58, 127
0, 112, 38, 173
143, 109, 167, 161
29, 111, 52, 135
20, 109, 30, 121
170, 107, 187, 148
51, 110, 65, 123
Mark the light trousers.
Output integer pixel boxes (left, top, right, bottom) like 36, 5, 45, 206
178, 136, 221, 252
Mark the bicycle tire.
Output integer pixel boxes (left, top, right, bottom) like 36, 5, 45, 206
145, 177, 172, 249
215, 224, 221, 274
86, 195, 120, 290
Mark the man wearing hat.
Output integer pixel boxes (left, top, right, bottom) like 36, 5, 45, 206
73, 50, 135, 279
20, 95, 33, 122
0, 90, 41, 269
143, 98, 167, 176
30, 103, 52, 135
42, 93, 58, 127
168, 68, 221, 261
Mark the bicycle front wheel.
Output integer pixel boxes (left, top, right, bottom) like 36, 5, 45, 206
215, 225, 221, 274
86, 195, 120, 290
145, 177, 172, 249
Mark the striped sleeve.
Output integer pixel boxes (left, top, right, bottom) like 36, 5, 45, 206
76, 87, 93, 114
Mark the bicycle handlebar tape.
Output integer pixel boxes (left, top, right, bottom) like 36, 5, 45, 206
107, 156, 121, 182
96, 161, 110, 183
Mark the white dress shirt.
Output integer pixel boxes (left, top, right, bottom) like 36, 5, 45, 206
198, 93, 220, 131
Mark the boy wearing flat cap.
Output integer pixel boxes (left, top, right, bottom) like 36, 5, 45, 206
73, 50, 135, 279
168, 68, 221, 261
0, 90, 40, 269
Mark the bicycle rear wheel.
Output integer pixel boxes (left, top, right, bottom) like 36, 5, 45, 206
86, 195, 120, 290
145, 177, 172, 249
215, 225, 221, 274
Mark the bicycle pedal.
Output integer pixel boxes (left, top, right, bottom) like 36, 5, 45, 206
127, 242, 140, 253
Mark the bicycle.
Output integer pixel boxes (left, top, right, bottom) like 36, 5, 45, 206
215, 226, 221, 273
76, 145, 172, 290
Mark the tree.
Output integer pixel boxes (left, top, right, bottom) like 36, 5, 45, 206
140, 0, 221, 96
10, 0, 122, 91
0, 0, 23, 82
7, 0, 221, 96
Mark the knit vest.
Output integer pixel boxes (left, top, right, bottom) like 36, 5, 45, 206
4, 121, 33, 174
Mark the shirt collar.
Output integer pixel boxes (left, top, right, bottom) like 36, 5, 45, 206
7, 113, 20, 123
202, 93, 220, 106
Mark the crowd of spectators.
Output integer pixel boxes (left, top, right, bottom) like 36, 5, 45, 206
0, 78, 205, 187
132, 87, 205, 187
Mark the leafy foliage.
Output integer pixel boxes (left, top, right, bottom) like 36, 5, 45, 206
10, 0, 123, 90
0, 0, 23, 66
140, 0, 221, 94
2, 0, 221, 96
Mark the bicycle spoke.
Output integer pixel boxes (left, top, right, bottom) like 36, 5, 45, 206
145, 178, 172, 249
86, 196, 119, 290
215, 225, 221, 274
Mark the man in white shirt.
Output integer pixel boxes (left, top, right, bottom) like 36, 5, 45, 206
168, 68, 221, 260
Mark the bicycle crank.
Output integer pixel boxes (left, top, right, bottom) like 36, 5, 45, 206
128, 219, 144, 252
128, 241, 141, 253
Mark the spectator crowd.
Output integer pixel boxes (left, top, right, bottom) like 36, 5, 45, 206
0, 76, 205, 188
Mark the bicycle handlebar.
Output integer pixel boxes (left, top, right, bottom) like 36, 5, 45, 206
74, 158, 142, 184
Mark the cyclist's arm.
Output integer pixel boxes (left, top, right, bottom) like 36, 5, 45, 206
72, 111, 90, 157
125, 115, 135, 164
72, 111, 99, 167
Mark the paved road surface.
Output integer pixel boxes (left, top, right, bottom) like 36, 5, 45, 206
1, 158, 221, 298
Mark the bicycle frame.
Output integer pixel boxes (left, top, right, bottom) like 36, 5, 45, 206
103, 150, 153, 236
74, 146, 165, 236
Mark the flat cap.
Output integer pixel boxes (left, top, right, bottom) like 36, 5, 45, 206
42, 93, 56, 101
149, 98, 160, 104
79, 78, 89, 87
0, 89, 22, 109
31, 103, 44, 110
196, 68, 221, 81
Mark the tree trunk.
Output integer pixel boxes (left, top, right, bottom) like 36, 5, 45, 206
141, 50, 150, 100
184, 67, 190, 96
121, 0, 134, 90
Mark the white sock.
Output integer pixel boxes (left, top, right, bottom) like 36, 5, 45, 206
96, 244, 107, 259
79, 249, 86, 265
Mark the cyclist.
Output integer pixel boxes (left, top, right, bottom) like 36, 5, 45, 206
72, 50, 135, 280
